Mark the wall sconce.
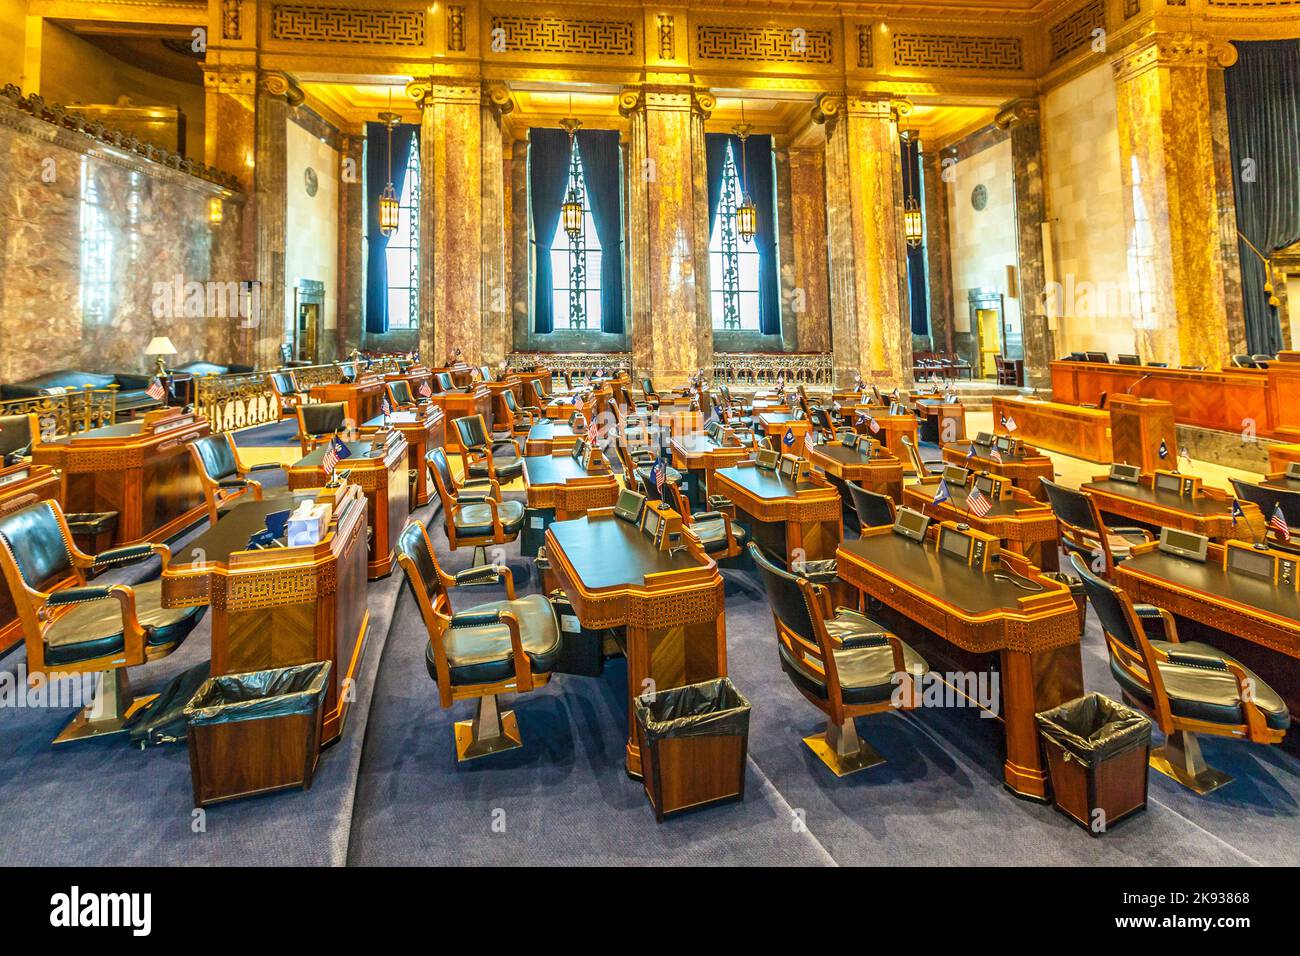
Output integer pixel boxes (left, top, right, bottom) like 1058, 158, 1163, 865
208, 197, 223, 224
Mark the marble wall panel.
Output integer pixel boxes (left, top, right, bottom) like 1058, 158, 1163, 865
786, 146, 831, 354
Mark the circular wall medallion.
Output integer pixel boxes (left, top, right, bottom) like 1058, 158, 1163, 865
304, 167, 318, 197
971, 183, 988, 211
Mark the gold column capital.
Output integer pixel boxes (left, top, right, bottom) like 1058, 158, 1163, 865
259, 71, 304, 106
811, 93, 841, 126
483, 81, 515, 117
692, 89, 716, 119
1110, 31, 1236, 83
995, 97, 1040, 130
618, 87, 645, 117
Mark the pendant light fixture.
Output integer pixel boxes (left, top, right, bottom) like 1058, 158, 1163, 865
378, 87, 401, 238
733, 101, 757, 244
902, 129, 924, 249
560, 96, 584, 239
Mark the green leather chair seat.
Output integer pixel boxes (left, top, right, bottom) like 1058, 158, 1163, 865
452, 499, 525, 538
424, 593, 561, 686
43, 580, 205, 666
467, 454, 525, 482
690, 514, 747, 554
779, 609, 928, 706
1109, 640, 1290, 732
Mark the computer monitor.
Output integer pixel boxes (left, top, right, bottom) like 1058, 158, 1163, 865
994, 436, 1015, 454
1286, 462, 1300, 482
892, 507, 931, 543
1117, 354, 1141, 366
614, 488, 646, 523
974, 431, 993, 447
1153, 472, 1182, 495
755, 448, 780, 471
942, 464, 969, 486
1109, 463, 1142, 484
939, 526, 972, 561
1225, 543, 1275, 582
1158, 527, 1208, 562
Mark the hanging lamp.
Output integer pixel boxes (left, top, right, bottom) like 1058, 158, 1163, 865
902, 130, 923, 249
733, 101, 757, 244
560, 96, 584, 239
378, 87, 401, 238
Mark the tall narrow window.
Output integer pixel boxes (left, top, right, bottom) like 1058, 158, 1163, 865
549, 138, 602, 330
385, 135, 420, 330
709, 141, 760, 330
80, 158, 113, 324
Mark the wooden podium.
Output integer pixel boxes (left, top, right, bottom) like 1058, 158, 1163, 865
1108, 395, 1177, 473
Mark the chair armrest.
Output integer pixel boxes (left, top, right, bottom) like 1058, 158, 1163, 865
452, 563, 517, 597
457, 490, 492, 503
446, 609, 532, 691
449, 609, 503, 628
41, 583, 145, 661
707, 495, 733, 510
45, 585, 115, 608
1111, 527, 1154, 541
246, 462, 284, 472
92, 542, 169, 572
217, 476, 253, 489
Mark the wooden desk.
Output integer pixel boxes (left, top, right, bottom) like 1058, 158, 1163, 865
310, 377, 386, 427
757, 411, 811, 455
670, 434, 755, 501
522, 453, 619, 520
1116, 543, 1300, 751
429, 383, 492, 452
837, 528, 1083, 799
657, 405, 704, 443
712, 463, 842, 563
360, 406, 445, 508
942, 440, 1055, 500
543, 511, 726, 777
913, 399, 966, 445
844, 407, 920, 465
1268, 443, 1300, 474
806, 441, 906, 508
1107, 395, 1178, 473
523, 420, 580, 456
902, 480, 1059, 570
992, 396, 1112, 462
285, 431, 409, 578
0, 461, 60, 657
1081, 475, 1262, 543
33, 409, 209, 548
161, 487, 370, 746
484, 375, 523, 423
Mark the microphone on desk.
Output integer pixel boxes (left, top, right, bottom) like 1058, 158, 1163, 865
1125, 374, 1153, 396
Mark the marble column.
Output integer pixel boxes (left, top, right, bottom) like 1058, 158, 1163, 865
334, 133, 364, 362
620, 86, 713, 388
921, 148, 954, 355
817, 93, 911, 387
412, 79, 482, 365
509, 137, 529, 353
786, 146, 831, 353
997, 98, 1054, 388
251, 74, 294, 371
480, 86, 511, 365
1111, 32, 1240, 370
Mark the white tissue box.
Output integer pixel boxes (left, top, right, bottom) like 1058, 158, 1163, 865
286, 503, 331, 547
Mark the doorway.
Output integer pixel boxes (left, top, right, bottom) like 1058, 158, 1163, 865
969, 288, 1004, 379
293, 279, 325, 365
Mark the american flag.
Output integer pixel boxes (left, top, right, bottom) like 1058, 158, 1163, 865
146, 379, 166, 402
649, 460, 666, 497
381, 394, 392, 417
990, 445, 1003, 464
418, 379, 432, 398
867, 415, 881, 435
586, 414, 600, 445
966, 484, 993, 518
322, 435, 352, 476
1271, 502, 1291, 542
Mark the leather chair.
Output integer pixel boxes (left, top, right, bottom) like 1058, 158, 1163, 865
1041, 478, 1152, 577
189, 433, 292, 526
750, 543, 927, 775
846, 482, 895, 530
616, 439, 681, 499
900, 435, 944, 477
0, 500, 206, 744
639, 378, 661, 412
279, 342, 311, 368
1231, 354, 1257, 369
497, 390, 536, 438
664, 481, 746, 559
397, 520, 559, 761
434, 371, 458, 394
268, 370, 310, 419
0, 412, 40, 465
295, 402, 348, 456
387, 379, 416, 409
1069, 553, 1289, 793
453, 415, 525, 484
426, 447, 525, 560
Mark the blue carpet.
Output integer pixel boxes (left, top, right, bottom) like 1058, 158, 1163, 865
236, 420, 299, 447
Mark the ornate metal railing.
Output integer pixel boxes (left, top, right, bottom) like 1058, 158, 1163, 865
711, 352, 832, 387
0, 387, 119, 439
194, 358, 404, 434
507, 352, 633, 378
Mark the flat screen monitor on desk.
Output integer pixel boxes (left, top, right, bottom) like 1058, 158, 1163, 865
1153, 472, 1182, 495
614, 488, 645, 524
892, 506, 931, 543
1109, 463, 1142, 484
975, 432, 993, 447
1226, 543, 1276, 582
1286, 462, 1300, 482
942, 464, 969, 486
1158, 527, 1209, 562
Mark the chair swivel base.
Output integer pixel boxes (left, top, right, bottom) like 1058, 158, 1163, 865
52, 669, 157, 746
803, 717, 885, 777
1149, 731, 1233, 795
453, 694, 523, 762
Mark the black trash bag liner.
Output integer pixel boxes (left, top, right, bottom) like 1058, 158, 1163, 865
635, 678, 751, 743
184, 661, 331, 728
127, 661, 210, 747
1035, 692, 1151, 767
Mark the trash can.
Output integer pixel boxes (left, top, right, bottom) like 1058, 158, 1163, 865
633, 678, 751, 822
184, 661, 332, 808
1036, 693, 1151, 835
1042, 570, 1087, 636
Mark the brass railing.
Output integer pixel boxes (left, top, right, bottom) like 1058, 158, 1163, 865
194, 358, 404, 433
507, 352, 633, 378
710, 352, 833, 387
0, 387, 119, 439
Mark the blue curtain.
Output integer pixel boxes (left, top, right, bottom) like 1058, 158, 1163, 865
901, 136, 929, 337
576, 129, 624, 334
1226, 40, 1300, 356
529, 128, 572, 335
706, 133, 780, 336
364, 122, 418, 335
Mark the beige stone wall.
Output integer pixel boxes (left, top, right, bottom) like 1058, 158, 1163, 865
1042, 62, 1133, 360
0, 0, 27, 86
946, 136, 1019, 377
284, 117, 339, 348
